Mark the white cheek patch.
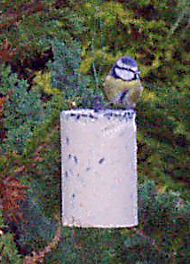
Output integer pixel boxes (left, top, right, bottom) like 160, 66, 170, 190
115, 68, 134, 81
130, 66, 138, 72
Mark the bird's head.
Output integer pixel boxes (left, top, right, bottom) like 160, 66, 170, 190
111, 56, 141, 82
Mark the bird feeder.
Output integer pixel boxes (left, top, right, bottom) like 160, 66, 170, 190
60, 109, 138, 228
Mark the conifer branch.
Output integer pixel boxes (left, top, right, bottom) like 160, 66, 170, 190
23, 224, 62, 264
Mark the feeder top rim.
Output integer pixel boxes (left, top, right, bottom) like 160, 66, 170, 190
61, 109, 135, 115
60, 109, 136, 121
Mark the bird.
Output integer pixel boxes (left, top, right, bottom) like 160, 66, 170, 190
103, 56, 143, 109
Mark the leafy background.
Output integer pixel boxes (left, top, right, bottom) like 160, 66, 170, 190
0, 0, 189, 263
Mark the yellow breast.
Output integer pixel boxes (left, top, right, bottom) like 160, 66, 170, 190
103, 75, 143, 104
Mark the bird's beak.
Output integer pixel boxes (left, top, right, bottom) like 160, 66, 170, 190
135, 71, 141, 80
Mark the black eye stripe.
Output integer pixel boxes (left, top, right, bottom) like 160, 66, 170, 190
115, 65, 140, 75
111, 66, 140, 81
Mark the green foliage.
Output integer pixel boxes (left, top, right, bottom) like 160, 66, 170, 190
49, 38, 105, 108
45, 181, 190, 263
137, 83, 190, 191
24, 117, 62, 217
0, 65, 44, 153
73, 0, 190, 83
46, 228, 118, 264
49, 40, 87, 97
47, 0, 189, 187
0, 211, 22, 264
15, 191, 58, 254
33, 70, 61, 95
0, 0, 189, 263
0, 0, 189, 86
0, 1, 64, 61
115, 181, 190, 263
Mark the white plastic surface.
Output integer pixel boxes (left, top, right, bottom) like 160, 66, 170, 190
60, 109, 138, 228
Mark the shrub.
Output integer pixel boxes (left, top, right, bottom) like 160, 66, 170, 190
0, 211, 22, 264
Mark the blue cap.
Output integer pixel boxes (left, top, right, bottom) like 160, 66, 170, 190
120, 56, 137, 67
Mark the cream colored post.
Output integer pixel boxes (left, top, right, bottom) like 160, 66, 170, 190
60, 109, 138, 228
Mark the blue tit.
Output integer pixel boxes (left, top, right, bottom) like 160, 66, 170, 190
103, 56, 143, 109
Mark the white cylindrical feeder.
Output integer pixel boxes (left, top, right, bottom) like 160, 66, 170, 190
60, 109, 138, 228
